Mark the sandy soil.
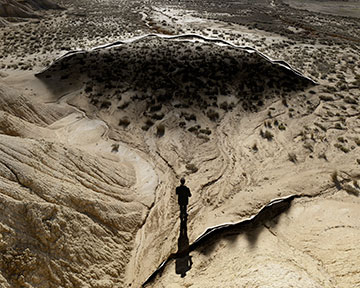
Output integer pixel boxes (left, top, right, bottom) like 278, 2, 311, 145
0, 0, 359, 287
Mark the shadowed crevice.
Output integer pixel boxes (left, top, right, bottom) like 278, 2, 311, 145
141, 194, 296, 287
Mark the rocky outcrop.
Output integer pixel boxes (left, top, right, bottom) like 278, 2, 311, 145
30, 34, 360, 287
0, 133, 147, 287
0, 83, 152, 287
0, 85, 70, 126
1, 10, 359, 285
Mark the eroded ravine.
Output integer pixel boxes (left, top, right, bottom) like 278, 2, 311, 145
1, 0, 360, 286
32, 34, 319, 287
5, 31, 359, 288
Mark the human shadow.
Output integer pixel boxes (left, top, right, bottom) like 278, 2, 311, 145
142, 196, 296, 287
175, 211, 192, 277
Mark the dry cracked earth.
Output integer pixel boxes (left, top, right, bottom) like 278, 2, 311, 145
0, 0, 360, 287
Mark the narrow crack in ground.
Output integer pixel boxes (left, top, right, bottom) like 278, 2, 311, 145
141, 188, 342, 287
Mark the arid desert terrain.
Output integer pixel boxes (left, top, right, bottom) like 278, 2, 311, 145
0, 0, 360, 287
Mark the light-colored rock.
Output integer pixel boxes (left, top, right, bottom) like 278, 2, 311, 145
0, 2, 360, 287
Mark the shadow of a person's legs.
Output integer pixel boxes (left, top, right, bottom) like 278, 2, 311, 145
178, 218, 189, 253
177, 255, 192, 278
176, 205, 192, 277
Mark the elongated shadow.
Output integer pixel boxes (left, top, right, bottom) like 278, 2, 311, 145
175, 212, 192, 277
142, 195, 296, 287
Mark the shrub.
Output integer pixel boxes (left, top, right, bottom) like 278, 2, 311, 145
344, 96, 357, 104
118, 102, 129, 109
354, 137, 360, 146
334, 143, 349, 153
337, 136, 346, 143
260, 130, 274, 141
184, 113, 197, 121
252, 143, 258, 152
101, 101, 111, 109
188, 125, 199, 133
142, 119, 154, 131
85, 85, 93, 93
207, 109, 219, 122
281, 98, 288, 107
319, 95, 334, 101
145, 119, 154, 127
156, 124, 165, 137
198, 134, 210, 142
149, 104, 162, 112
186, 163, 198, 173
278, 123, 286, 131
314, 122, 327, 132
111, 143, 119, 153
179, 121, 186, 128
318, 152, 328, 161
151, 113, 165, 121
303, 142, 314, 152
334, 123, 344, 130
264, 121, 272, 128
199, 128, 211, 135
220, 101, 229, 111
119, 117, 130, 128
340, 146, 350, 153
288, 152, 297, 163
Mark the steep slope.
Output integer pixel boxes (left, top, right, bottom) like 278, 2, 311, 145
37, 35, 314, 111
1, 29, 359, 288
0, 0, 61, 19
37, 35, 357, 288
0, 82, 156, 287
